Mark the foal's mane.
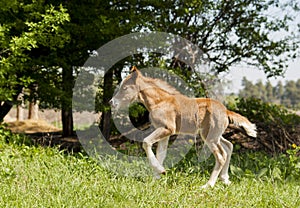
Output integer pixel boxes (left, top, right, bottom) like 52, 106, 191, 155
142, 75, 182, 95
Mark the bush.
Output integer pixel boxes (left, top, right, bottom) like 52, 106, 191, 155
227, 97, 300, 126
226, 97, 300, 153
230, 147, 300, 182
0, 124, 32, 146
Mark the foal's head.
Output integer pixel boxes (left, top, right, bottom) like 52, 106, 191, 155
109, 66, 141, 110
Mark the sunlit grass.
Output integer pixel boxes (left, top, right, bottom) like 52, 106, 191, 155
0, 139, 299, 207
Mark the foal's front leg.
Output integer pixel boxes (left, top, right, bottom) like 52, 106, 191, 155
156, 137, 170, 165
142, 128, 172, 177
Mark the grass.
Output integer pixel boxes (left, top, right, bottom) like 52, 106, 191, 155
0, 136, 299, 207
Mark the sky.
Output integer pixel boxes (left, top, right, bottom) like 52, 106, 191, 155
222, 58, 300, 94
221, 2, 300, 94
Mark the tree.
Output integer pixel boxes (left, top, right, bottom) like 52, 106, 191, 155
255, 80, 267, 101
1, 0, 299, 138
274, 81, 284, 103
0, 0, 137, 137
0, 1, 70, 122
28, 101, 39, 120
265, 81, 274, 102
142, 0, 298, 76
283, 80, 300, 108
239, 78, 300, 109
98, 0, 300, 137
239, 77, 257, 98
55, 0, 135, 136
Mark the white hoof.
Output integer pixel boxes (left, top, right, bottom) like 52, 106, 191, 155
222, 179, 231, 185
154, 167, 165, 174
153, 173, 161, 179
200, 183, 214, 189
220, 176, 231, 185
153, 170, 166, 179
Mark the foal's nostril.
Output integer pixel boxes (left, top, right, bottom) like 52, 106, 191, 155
109, 99, 113, 106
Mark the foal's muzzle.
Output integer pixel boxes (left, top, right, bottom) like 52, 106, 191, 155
109, 99, 114, 107
109, 98, 118, 109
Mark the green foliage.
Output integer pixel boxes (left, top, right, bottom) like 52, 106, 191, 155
0, 1, 70, 103
0, 125, 12, 144
226, 97, 299, 153
239, 77, 300, 109
103, 0, 300, 138
0, 124, 32, 146
128, 0, 300, 75
286, 144, 300, 180
227, 97, 300, 125
172, 145, 300, 183
1, 0, 299, 135
230, 149, 300, 182
129, 103, 148, 123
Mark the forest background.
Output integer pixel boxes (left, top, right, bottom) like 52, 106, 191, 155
0, 0, 300, 152
1, 1, 300, 207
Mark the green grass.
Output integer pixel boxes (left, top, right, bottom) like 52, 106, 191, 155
0, 137, 299, 207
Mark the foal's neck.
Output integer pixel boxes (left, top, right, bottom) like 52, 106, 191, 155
137, 81, 173, 111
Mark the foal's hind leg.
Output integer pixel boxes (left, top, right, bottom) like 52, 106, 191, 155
219, 137, 233, 185
202, 138, 227, 188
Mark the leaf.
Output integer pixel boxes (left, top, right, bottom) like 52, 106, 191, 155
272, 167, 282, 181
256, 168, 268, 178
230, 165, 244, 178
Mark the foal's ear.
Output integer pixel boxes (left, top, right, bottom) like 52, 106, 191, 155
130, 66, 139, 73
130, 66, 141, 80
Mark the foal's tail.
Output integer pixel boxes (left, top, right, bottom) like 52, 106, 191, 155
227, 110, 257, 137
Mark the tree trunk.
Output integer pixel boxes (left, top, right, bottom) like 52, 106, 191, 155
0, 101, 14, 122
16, 90, 25, 121
28, 84, 39, 120
100, 69, 114, 140
0, 85, 23, 122
61, 65, 74, 137
28, 101, 39, 120
16, 104, 25, 121
62, 108, 73, 136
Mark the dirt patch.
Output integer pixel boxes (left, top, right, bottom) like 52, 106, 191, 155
4, 108, 99, 130
5, 119, 61, 134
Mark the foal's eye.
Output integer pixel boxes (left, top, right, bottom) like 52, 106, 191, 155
123, 86, 128, 90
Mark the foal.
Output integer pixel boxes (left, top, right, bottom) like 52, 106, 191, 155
110, 67, 257, 188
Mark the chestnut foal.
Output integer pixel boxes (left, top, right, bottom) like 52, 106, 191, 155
110, 67, 256, 188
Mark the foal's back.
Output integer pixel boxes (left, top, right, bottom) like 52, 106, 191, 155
167, 95, 228, 135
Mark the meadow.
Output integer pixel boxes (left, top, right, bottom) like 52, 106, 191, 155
0, 133, 299, 208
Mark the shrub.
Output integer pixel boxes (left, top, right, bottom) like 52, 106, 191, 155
0, 124, 32, 146
226, 97, 300, 153
227, 97, 300, 126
